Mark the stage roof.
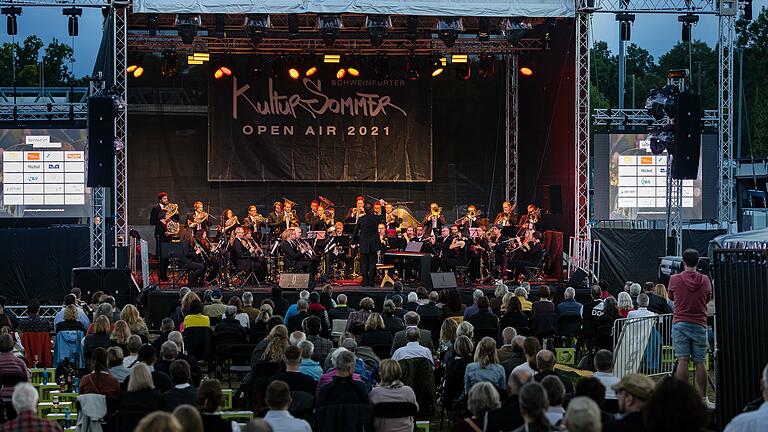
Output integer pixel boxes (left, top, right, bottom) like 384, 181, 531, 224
132, 0, 575, 18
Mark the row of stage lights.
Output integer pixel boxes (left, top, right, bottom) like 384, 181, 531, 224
127, 52, 535, 81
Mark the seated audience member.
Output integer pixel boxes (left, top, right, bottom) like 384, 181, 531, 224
88, 291, 105, 317
531, 285, 555, 316
391, 311, 434, 354
617, 292, 633, 318
443, 336, 474, 406
202, 290, 227, 318
2, 383, 62, 431
463, 290, 486, 320
155, 341, 180, 376
438, 318, 458, 364
627, 293, 657, 319
118, 363, 165, 431
123, 345, 172, 393
655, 283, 674, 310
55, 304, 86, 333
370, 359, 418, 432
227, 296, 250, 328
252, 303, 273, 336
511, 336, 541, 376
403, 292, 420, 312
196, 379, 233, 431
18, 299, 51, 333
467, 296, 500, 335
724, 363, 768, 432
514, 287, 533, 313
593, 298, 620, 337
267, 286, 289, 317
83, 314, 112, 352
391, 327, 434, 367
182, 299, 210, 329
582, 285, 606, 337
307, 292, 331, 333
564, 396, 603, 432
0, 333, 29, 415
556, 287, 583, 317
80, 347, 120, 399
268, 345, 318, 394
107, 346, 131, 383
286, 299, 310, 334
134, 411, 183, 432
163, 360, 198, 411
389, 293, 407, 319
541, 375, 566, 426
533, 350, 573, 395
263, 380, 312, 432
443, 289, 466, 318
214, 305, 248, 338
463, 337, 506, 398
515, 381, 558, 432
574, 377, 618, 424
603, 373, 655, 432
360, 313, 394, 349
487, 368, 532, 431
87, 303, 115, 335
599, 280, 613, 300
297, 340, 323, 381
320, 339, 375, 391
500, 295, 529, 332
451, 382, 501, 432
53, 294, 90, 329
641, 281, 671, 314
109, 320, 132, 356
120, 304, 149, 341
346, 297, 376, 333
316, 350, 370, 406
122, 336, 143, 369
289, 331, 306, 347
382, 300, 405, 335
501, 335, 528, 377
251, 325, 289, 366
241, 292, 259, 321
643, 377, 708, 432
303, 315, 333, 363
328, 294, 355, 321
593, 350, 620, 401
318, 347, 363, 390
171, 404, 203, 432
490, 284, 509, 315
152, 318, 175, 354
416, 291, 445, 321
629, 283, 642, 306
283, 290, 310, 325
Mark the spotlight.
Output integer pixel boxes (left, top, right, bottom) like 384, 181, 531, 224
644, 85, 679, 120
501, 18, 532, 44
366, 15, 391, 48
478, 54, 495, 78
160, 50, 178, 78
318, 14, 342, 47
648, 125, 676, 155
126, 64, 144, 78
304, 59, 318, 77
323, 54, 341, 64
405, 16, 418, 41
175, 14, 201, 44
286, 56, 301, 79
245, 14, 270, 48
477, 17, 491, 41
347, 66, 360, 77
213, 57, 232, 80
519, 67, 533, 76
287, 14, 300, 39
62, 7, 82, 37
187, 52, 209, 65
451, 54, 468, 63
406, 55, 420, 80
430, 55, 446, 77
2, 6, 21, 36
435, 17, 463, 48
336, 68, 346, 79
616, 13, 635, 42
678, 14, 699, 42
288, 67, 300, 79
455, 63, 471, 81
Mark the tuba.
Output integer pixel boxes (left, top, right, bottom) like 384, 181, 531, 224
165, 203, 180, 236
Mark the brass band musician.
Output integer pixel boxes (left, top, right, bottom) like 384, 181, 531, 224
494, 201, 517, 227
186, 201, 210, 234
149, 192, 179, 281
457, 204, 482, 229
304, 200, 320, 226
346, 196, 367, 224
282, 200, 300, 231
242, 205, 266, 232
518, 204, 541, 234
422, 202, 446, 236
267, 201, 285, 235
384, 202, 401, 230
231, 226, 265, 277
280, 227, 315, 274
219, 208, 240, 236
180, 228, 207, 286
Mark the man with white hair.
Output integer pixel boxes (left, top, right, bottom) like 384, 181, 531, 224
557, 287, 583, 317
3, 383, 62, 431
497, 327, 519, 362
328, 294, 355, 321
487, 368, 532, 431
167, 331, 202, 386
214, 305, 247, 338
290, 331, 307, 346
464, 289, 486, 320
297, 340, 323, 380
241, 291, 259, 321
565, 396, 602, 432
724, 363, 768, 431
416, 291, 444, 320
515, 287, 533, 312
284, 290, 311, 324
627, 293, 657, 319
629, 283, 642, 308
404, 292, 420, 312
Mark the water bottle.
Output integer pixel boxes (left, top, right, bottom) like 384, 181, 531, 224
42, 369, 48, 385
73, 377, 79, 393
64, 407, 71, 428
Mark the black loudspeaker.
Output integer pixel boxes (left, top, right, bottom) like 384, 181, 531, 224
566, 268, 589, 288
87, 96, 115, 187
430, 272, 458, 289
540, 185, 563, 215
673, 92, 701, 180
279, 273, 310, 289
71, 267, 136, 307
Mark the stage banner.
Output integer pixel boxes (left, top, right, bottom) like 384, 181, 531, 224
208, 72, 432, 182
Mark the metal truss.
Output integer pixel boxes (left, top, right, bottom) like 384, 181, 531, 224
114, 5, 129, 249
592, 0, 718, 14
0, 87, 89, 103
127, 34, 545, 55
666, 158, 683, 256
593, 108, 719, 128
5, 305, 60, 319
90, 187, 106, 267
575, 8, 591, 242
718, 12, 736, 230
0, 0, 108, 6
0, 103, 87, 122
505, 54, 519, 209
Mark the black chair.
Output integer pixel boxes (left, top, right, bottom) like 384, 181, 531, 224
209, 316, 222, 328
530, 313, 558, 342
220, 342, 256, 386
183, 326, 213, 364
419, 317, 443, 346
516, 326, 532, 337
557, 315, 583, 339
368, 343, 393, 360
372, 401, 419, 422
473, 327, 500, 346
522, 250, 548, 282
594, 325, 614, 351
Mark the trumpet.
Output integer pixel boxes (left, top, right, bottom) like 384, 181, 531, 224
456, 209, 482, 225
430, 206, 442, 218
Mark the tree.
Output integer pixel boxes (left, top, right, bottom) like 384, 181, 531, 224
0, 35, 86, 88
736, 7, 768, 157
656, 40, 718, 109
591, 41, 619, 108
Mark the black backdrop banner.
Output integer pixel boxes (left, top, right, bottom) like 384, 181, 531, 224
208, 69, 432, 182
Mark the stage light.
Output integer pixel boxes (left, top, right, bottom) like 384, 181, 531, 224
347, 67, 360, 77
430, 56, 446, 77
519, 67, 533, 76
127, 64, 144, 78
405, 16, 418, 41
288, 67, 300, 79
63, 7, 82, 37
477, 17, 491, 41
346, 57, 362, 77
213, 57, 232, 79
648, 125, 676, 155
245, 14, 270, 48
451, 54, 468, 64
318, 14, 342, 47
455, 63, 471, 81
478, 54, 495, 78
366, 15, 391, 48
175, 14, 201, 44
501, 18, 532, 44
616, 13, 635, 42
678, 14, 699, 42
187, 56, 203, 65
406, 55, 420, 80
305, 65, 318, 77
336, 68, 346, 79
323, 54, 341, 64
2, 6, 21, 36
645, 84, 679, 120
435, 17, 463, 48
160, 50, 178, 78
188, 52, 208, 65
287, 14, 300, 39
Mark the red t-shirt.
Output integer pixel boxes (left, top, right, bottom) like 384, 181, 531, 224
668, 270, 711, 327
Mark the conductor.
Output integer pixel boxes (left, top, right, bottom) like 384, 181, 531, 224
354, 202, 382, 287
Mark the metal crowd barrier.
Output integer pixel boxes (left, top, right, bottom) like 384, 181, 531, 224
612, 313, 675, 378
5, 305, 60, 320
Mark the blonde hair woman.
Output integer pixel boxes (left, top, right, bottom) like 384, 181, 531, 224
261, 325, 289, 363
360, 313, 394, 354
135, 411, 182, 432
56, 304, 86, 333
462, 337, 505, 398
370, 360, 419, 432
109, 320, 132, 356
120, 304, 149, 339
655, 283, 674, 309
119, 363, 164, 431
617, 291, 633, 318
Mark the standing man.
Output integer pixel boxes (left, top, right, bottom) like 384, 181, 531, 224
150, 192, 177, 281
668, 248, 713, 409
354, 203, 381, 287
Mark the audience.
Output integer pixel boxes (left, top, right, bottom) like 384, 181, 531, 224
0, 333, 28, 416
532, 286, 555, 316
443, 335, 474, 406
500, 294, 529, 331
297, 340, 323, 380
643, 281, 672, 314
451, 382, 501, 432
416, 291, 445, 320
241, 292, 259, 321
512, 336, 541, 376
514, 287, 533, 313
627, 293, 657, 319
515, 381, 557, 432
18, 299, 51, 333
593, 349, 620, 401
307, 292, 331, 334
382, 299, 406, 335
603, 373, 655, 432
437, 317, 458, 363
134, 411, 182, 432
227, 296, 250, 328
110, 320, 133, 356
487, 368, 532, 431
286, 299, 310, 333
183, 298, 210, 329
263, 380, 312, 432
360, 312, 394, 350
328, 294, 355, 321
202, 290, 227, 318
316, 350, 369, 406
463, 289, 486, 320
172, 404, 204, 432
533, 350, 573, 394
565, 396, 602, 432
724, 362, 768, 432
55, 304, 86, 333
496, 327, 518, 362
391, 311, 434, 353
392, 327, 434, 366
370, 359, 418, 432
467, 296, 500, 334
196, 379, 232, 431
118, 363, 165, 432
302, 316, 333, 363
346, 297, 375, 332
80, 347, 121, 399
463, 337, 506, 397
83, 315, 112, 359
120, 304, 149, 340
53, 293, 90, 328
162, 359, 198, 410
501, 335, 528, 377
541, 375, 566, 426
1, 383, 62, 431
556, 287, 583, 317
443, 289, 467, 317
123, 345, 172, 392
269, 287, 290, 316
268, 345, 318, 394
285, 291, 311, 325
574, 376, 616, 424
404, 292, 420, 312
107, 346, 131, 383
215, 305, 249, 338
617, 292, 633, 318
644, 376, 708, 432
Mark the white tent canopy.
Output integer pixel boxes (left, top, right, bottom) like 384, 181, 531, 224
132, 0, 575, 18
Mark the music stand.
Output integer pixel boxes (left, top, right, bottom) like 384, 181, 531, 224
237, 255, 262, 288
501, 226, 517, 238
160, 241, 185, 289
